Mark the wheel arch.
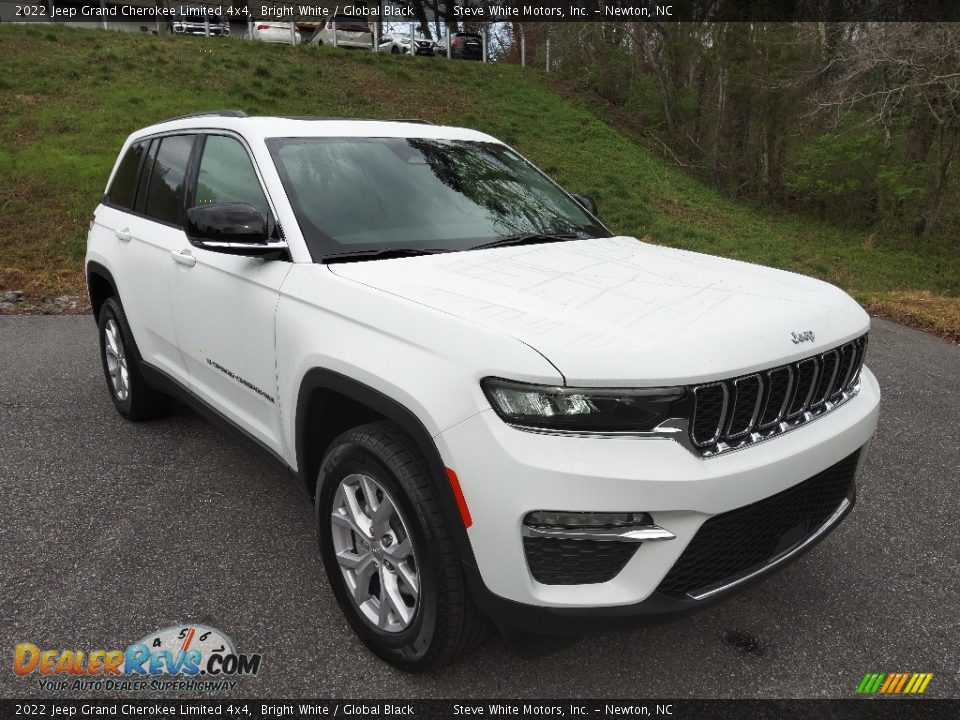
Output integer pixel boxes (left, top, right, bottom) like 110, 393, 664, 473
86, 261, 118, 324
295, 368, 477, 566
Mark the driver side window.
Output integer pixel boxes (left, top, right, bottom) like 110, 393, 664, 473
195, 135, 271, 222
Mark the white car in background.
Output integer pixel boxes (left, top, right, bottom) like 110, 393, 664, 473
243, 22, 302, 45
379, 34, 436, 56
311, 15, 373, 49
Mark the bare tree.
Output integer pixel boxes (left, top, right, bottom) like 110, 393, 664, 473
817, 23, 960, 234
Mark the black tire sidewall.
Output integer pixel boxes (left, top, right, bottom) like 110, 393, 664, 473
316, 441, 441, 667
98, 298, 135, 416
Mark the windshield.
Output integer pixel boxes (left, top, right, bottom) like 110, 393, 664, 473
266, 137, 609, 259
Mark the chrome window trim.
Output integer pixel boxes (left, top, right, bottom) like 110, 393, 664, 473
195, 240, 289, 252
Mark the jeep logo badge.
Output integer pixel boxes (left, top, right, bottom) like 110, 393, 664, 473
791, 330, 815, 344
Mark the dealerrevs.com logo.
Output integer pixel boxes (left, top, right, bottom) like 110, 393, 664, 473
13, 625, 262, 692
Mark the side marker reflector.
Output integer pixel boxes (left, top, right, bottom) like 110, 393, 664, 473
445, 467, 473, 529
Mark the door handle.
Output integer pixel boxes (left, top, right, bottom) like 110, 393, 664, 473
115, 228, 133, 243
170, 249, 197, 267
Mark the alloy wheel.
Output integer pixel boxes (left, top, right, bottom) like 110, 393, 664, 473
103, 318, 130, 402
330, 473, 420, 633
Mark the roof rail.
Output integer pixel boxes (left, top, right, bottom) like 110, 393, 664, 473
272, 116, 437, 125
159, 110, 248, 123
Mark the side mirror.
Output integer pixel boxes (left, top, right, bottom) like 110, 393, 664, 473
571, 193, 598, 216
186, 203, 285, 258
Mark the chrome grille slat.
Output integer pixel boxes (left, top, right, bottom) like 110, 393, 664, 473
758, 366, 792, 430
726, 374, 763, 439
691, 383, 729, 447
811, 350, 839, 409
832, 343, 856, 400
850, 335, 868, 385
689, 334, 868, 457
787, 357, 819, 418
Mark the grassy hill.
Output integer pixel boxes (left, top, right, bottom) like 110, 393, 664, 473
1, 24, 957, 339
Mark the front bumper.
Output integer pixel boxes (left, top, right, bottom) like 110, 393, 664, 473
435, 367, 880, 630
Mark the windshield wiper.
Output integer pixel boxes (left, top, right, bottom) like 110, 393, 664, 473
322, 247, 453, 264
470, 232, 583, 251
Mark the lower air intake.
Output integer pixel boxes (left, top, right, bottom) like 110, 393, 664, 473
656, 450, 860, 599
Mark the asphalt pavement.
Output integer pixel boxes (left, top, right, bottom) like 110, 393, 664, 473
0, 316, 957, 698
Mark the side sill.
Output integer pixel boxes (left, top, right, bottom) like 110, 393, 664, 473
139, 361, 295, 479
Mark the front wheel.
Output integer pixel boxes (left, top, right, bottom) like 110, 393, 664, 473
97, 297, 169, 420
316, 421, 490, 671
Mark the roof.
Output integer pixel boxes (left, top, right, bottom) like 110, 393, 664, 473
130, 113, 499, 145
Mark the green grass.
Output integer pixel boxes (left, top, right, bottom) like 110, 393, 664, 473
1, 24, 957, 338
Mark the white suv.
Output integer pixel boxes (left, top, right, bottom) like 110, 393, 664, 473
86, 111, 880, 671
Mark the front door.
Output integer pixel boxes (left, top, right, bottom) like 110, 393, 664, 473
170, 133, 291, 457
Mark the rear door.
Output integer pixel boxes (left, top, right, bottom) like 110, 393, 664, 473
94, 134, 197, 386
169, 132, 291, 456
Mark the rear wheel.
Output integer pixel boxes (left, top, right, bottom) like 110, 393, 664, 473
316, 420, 490, 671
97, 297, 169, 421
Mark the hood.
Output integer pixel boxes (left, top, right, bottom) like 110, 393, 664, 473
329, 236, 869, 386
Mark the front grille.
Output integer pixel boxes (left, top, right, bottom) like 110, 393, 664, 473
656, 450, 859, 599
691, 384, 727, 445
523, 537, 638, 585
758, 366, 791, 429
690, 335, 867, 456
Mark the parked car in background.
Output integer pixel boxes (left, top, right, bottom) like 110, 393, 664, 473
378, 34, 436, 56
168, 6, 230, 37
311, 16, 373, 49
243, 22, 302, 45
439, 31, 483, 60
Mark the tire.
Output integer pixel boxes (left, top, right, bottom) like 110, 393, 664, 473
391, 46, 400, 54
97, 297, 169, 421
316, 420, 491, 671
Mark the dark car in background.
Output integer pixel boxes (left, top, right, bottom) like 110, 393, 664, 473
442, 31, 483, 60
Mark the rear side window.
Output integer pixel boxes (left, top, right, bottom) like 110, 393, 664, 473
133, 139, 158, 213
143, 134, 196, 226
194, 135, 270, 220
106, 141, 146, 210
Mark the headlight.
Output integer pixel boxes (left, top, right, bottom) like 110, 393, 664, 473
481, 378, 689, 433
